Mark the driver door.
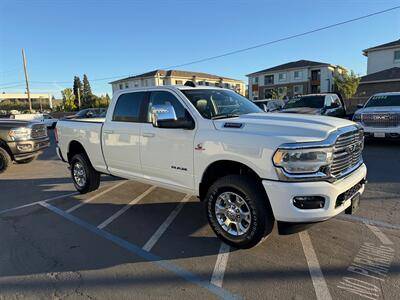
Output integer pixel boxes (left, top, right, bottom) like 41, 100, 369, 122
140, 90, 196, 191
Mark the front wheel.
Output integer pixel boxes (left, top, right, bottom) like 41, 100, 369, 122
205, 175, 274, 249
70, 153, 100, 194
0, 147, 11, 174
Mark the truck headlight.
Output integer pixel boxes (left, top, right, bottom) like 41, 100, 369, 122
273, 147, 333, 174
8, 127, 32, 141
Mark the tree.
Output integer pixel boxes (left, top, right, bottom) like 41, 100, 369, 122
82, 74, 93, 107
333, 70, 360, 100
73, 76, 83, 108
61, 88, 77, 111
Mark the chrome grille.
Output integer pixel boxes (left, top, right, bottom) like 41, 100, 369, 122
331, 129, 363, 178
361, 113, 400, 128
31, 124, 47, 139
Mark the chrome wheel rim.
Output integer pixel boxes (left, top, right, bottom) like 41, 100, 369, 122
215, 191, 252, 236
73, 162, 86, 187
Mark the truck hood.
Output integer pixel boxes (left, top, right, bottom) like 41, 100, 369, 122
213, 112, 355, 143
0, 119, 32, 128
279, 107, 322, 115
355, 106, 400, 114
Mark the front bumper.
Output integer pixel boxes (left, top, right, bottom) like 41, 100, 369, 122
360, 124, 400, 138
262, 163, 367, 223
8, 137, 50, 161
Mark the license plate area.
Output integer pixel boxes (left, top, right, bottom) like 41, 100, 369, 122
374, 132, 386, 138
345, 193, 360, 214
335, 179, 364, 208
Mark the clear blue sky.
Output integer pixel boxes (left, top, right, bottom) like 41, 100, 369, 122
1, 0, 399, 98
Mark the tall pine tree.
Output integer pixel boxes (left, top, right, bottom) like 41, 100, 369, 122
73, 76, 83, 108
82, 74, 93, 107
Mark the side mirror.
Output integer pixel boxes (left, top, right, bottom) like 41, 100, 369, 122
86, 111, 94, 118
357, 103, 364, 109
151, 104, 194, 129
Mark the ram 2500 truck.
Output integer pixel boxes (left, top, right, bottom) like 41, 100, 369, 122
56, 85, 367, 248
0, 120, 49, 173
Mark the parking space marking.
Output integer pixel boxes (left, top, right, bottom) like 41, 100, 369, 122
142, 194, 192, 251
39, 201, 239, 300
338, 214, 400, 231
0, 192, 78, 215
97, 186, 157, 229
299, 231, 332, 300
66, 181, 127, 213
364, 223, 393, 245
211, 243, 230, 288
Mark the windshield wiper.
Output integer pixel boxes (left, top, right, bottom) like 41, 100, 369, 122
211, 114, 240, 120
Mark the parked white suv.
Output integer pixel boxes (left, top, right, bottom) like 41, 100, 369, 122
353, 92, 400, 138
56, 85, 367, 248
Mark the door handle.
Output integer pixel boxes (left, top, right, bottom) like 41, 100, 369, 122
142, 132, 155, 138
103, 130, 114, 134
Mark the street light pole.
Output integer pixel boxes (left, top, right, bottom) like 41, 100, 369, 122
22, 48, 32, 113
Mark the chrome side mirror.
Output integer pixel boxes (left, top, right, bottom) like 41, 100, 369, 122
151, 104, 177, 127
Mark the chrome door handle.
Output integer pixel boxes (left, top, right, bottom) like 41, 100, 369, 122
142, 132, 155, 138
103, 130, 114, 134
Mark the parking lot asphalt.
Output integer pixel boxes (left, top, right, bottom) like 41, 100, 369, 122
0, 131, 399, 299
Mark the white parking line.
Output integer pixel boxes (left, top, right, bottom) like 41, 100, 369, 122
364, 223, 393, 245
299, 231, 332, 300
66, 181, 127, 213
97, 186, 157, 229
142, 194, 191, 251
0, 192, 79, 215
211, 243, 230, 288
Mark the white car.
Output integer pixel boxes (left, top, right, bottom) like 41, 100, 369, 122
56, 85, 367, 249
12, 113, 58, 128
353, 92, 400, 138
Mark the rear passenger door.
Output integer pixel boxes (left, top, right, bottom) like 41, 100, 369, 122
102, 91, 149, 178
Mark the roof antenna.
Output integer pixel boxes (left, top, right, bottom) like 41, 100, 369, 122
184, 81, 196, 87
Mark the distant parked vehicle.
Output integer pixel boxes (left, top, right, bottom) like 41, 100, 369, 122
11, 113, 58, 128
353, 92, 400, 139
280, 93, 346, 118
64, 108, 106, 120
253, 99, 285, 112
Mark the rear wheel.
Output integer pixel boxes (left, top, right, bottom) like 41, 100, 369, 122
70, 153, 100, 194
205, 175, 274, 249
0, 147, 11, 174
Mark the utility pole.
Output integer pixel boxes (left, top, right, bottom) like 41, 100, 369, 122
77, 87, 81, 109
22, 49, 32, 112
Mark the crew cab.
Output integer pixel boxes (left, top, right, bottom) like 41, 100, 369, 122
281, 93, 346, 118
353, 92, 400, 138
56, 85, 367, 248
0, 120, 49, 173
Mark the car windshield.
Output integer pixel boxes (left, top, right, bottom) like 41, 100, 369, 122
181, 89, 262, 119
365, 95, 400, 107
284, 96, 325, 109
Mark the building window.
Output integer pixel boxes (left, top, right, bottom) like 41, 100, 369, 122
264, 75, 274, 85
205, 82, 210, 86
119, 83, 123, 90
224, 83, 230, 88
394, 50, 400, 63
125, 83, 129, 89
162, 79, 166, 85
293, 85, 303, 95
175, 80, 183, 85
294, 71, 301, 80
278, 73, 287, 81
198, 81, 203, 85
277, 86, 287, 95
254, 77, 259, 84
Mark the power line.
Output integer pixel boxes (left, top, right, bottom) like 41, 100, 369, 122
1, 5, 400, 86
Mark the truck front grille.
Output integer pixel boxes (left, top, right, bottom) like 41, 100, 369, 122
330, 129, 363, 178
31, 124, 47, 139
361, 113, 400, 128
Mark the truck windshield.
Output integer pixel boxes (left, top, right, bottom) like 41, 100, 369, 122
181, 89, 262, 119
284, 96, 325, 109
365, 95, 400, 107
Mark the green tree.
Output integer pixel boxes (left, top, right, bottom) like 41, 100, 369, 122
333, 70, 360, 100
62, 88, 77, 111
82, 74, 93, 107
73, 76, 83, 108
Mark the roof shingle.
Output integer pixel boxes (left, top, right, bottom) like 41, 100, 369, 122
359, 67, 400, 83
363, 39, 400, 54
246, 60, 333, 76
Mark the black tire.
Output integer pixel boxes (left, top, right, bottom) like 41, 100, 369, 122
0, 147, 11, 174
205, 175, 274, 249
70, 153, 100, 194
16, 157, 36, 164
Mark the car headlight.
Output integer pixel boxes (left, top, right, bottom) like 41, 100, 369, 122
273, 147, 333, 174
8, 127, 32, 141
353, 114, 361, 122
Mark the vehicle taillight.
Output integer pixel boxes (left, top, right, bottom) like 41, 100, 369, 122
54, 127, 59, 144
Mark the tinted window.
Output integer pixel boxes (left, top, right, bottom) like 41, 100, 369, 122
365, 95, 400, 107
148, 91, 187, 122
113, 92, 146, 122
284, 96, 325, 109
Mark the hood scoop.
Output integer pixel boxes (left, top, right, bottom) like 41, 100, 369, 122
223, 122, 243, 129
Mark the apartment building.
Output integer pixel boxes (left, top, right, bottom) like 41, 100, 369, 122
110, 69, 245, 96
246, 60, 346, 100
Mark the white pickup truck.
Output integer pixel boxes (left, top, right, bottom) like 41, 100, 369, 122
56, 85, 367, 248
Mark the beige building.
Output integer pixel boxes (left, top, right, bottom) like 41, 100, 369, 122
0, 93, 53, 109
110, 69, 246, 96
